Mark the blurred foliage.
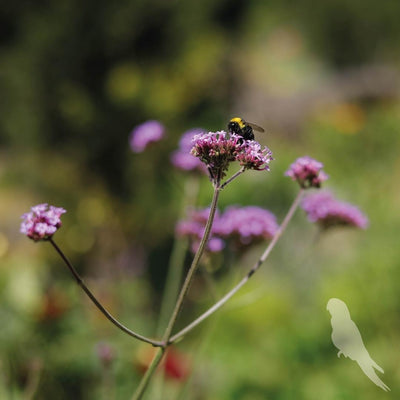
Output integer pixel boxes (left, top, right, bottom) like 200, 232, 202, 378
1, 0, 400, 399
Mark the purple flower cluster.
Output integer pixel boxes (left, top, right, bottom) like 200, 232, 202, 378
301, 192, 368, 229
236, 141, 273, 171
20, 204, 66, 241
176, 205, 279, 253
190, 131, 273, 182
285, 156, 328, 188
129, 120, 165, 153
170, 129, 207, 172
217, 206, 279, 246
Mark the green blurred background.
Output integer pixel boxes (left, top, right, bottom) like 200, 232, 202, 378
1, 0, 400, 399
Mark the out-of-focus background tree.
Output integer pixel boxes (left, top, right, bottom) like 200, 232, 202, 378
1, 0, 400, 399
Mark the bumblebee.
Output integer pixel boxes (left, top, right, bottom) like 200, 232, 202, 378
227, 117, 265, 141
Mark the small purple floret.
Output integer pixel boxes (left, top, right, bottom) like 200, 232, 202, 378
129, 120, 165, 153
301, 192, 368, 229
21, 203, 66, 241
285, 156, 328, 188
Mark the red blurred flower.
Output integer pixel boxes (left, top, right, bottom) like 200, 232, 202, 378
136, 347, 190, 382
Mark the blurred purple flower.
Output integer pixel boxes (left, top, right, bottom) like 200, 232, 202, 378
176, 208, 223, 253
21, 203, 66, 241
176, 205, 279, 253
171, 128, 207, 172
236, 141, 273, 171
129, 120, 165, 153
216, 206, 279, 245
285, 156, 328, 188
96, 342, 115, 368
301, 191, 368, 229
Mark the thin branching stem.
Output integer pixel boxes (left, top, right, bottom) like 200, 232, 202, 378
156, 176, 200, 336
162, 184, 220, 341
131, 184, 221, 400
220, 166, 246, 190
49, 238, 164, 347
169, 188, 304, 343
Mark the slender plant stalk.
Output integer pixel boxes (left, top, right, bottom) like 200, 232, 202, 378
49, 238, 163, 347
131, 185, 221, 400
162, 185, 220, 341
131, 347, 165, 400
156, 176, 200, 336
169, 188, 304, 343
151, 177, 199, 400
220, 166, 245, 190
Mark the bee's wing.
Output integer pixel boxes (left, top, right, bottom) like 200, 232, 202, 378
246, 122, 265, 133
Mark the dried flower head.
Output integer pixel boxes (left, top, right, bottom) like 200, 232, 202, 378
216, 206, 279, 246
301, 192, 368, 229
20, 204, 66, 241
285, 156, 328, 188
129, 120, 165, 153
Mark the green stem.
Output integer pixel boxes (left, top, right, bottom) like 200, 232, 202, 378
156, 176, 199, 336
131, 347, 165, 400
169, 188, 304, 343
49, 238, 163, 347
220, 167, 245, 190
162, 185, 220, 341
131, 184, 221, 400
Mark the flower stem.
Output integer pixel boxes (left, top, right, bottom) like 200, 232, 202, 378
156, 176, 199, 336
131, 185, 221, 400
131, 347, 165, 400
162, 185, 220, 341
220, 167, 246, 190
49, 238, 163, 347
169, 188, 304, 343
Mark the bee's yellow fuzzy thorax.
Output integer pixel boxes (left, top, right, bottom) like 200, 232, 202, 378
230, 117, 245, 128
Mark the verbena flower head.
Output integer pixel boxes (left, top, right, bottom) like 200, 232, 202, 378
285, 156, 328, 188
216, 206, 279, 246
190, 131, 244, 181
190, 131, 273, 183
301, 192, 369, 229
236, 140, 273, 171
20, 203, 66, 241
171, 128, 207, 172
129, 120, 165, 153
